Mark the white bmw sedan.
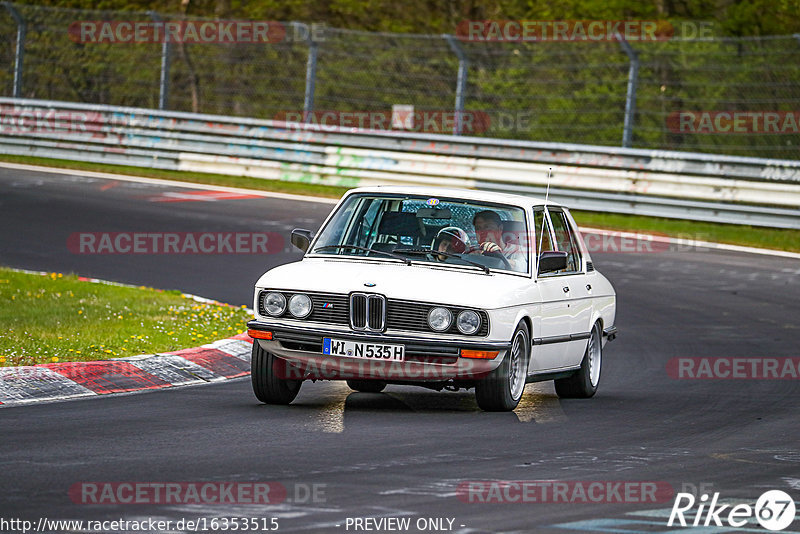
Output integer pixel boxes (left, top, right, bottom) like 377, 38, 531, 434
247, 186, 617, 411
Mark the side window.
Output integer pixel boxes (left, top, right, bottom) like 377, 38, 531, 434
533, 208, 555, 254
548, 209, 581, 273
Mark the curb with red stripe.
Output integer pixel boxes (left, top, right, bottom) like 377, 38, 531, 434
0, 334, 254, 407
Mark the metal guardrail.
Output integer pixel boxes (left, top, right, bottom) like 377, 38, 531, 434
1, 98, 800, 229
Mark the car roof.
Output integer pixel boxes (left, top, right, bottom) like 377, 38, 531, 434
343, 185, 563, 209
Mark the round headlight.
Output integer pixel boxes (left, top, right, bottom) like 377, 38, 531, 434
457, 310, 481, 335
427, 307, 453, 332
262, 292, 286, 316
288, 293, 312, 318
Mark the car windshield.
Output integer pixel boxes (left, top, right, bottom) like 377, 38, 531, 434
310, 194, 530, 274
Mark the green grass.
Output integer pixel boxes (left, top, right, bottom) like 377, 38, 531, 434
572, 211, 800, 253
0, 268, 252, 367
1, 154, 798, 253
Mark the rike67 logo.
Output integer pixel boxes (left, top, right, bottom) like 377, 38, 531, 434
668, 490, 796, 531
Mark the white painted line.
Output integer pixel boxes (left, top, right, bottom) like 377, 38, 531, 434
0, 161, 339, 204
1, 161, 796, 259
580, 226, 800, 260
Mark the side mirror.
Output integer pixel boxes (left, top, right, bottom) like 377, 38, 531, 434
291, 228, 313, 253
538, 250, 568, 274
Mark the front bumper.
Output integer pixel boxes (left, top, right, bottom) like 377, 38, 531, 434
247, 320, 511, 382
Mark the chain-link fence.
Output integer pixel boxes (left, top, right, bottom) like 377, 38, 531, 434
2, 3, 800, 159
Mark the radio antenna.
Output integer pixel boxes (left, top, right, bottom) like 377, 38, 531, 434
537, 167, 552, 269
544, 167, 552, 206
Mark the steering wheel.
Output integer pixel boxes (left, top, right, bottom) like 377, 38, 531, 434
481, 248, 513, 269
468, 243, 512, 270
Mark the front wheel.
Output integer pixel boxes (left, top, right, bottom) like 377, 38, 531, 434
555, 322, 602, 398
475, 322, 530, 411
251, 341, 302, 404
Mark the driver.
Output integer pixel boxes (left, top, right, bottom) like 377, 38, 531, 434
469, 210, 525, 270
432, 226, 470, 262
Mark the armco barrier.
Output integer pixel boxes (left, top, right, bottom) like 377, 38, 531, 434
1, 98, 800, 228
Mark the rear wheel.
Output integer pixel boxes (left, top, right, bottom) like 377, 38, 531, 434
251, 341, 302, 404
475, 322, 530, 411
346, 379, 387, 393
555, 322, 602, 398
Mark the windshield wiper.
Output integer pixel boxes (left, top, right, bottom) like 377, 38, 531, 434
394, 247, 490, 274
313, 244, 411, 265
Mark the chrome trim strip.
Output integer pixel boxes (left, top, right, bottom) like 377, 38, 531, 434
533, 332, 590, 345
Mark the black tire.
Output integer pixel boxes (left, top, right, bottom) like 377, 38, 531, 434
555, 322, 602, 399
475, 322, 530, 412
251, 341, 302, 405
346, 379, 387, 393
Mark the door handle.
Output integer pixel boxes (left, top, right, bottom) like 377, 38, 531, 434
563, 286, 570, 293
586, 284, 592, 291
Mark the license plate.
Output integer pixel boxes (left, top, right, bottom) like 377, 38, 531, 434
323, 338, 405, 361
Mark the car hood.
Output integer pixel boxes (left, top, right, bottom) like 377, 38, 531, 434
255, 257, 530, 309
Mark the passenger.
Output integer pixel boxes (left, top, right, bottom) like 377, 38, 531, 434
470, 210, 525, 271
432, 226, 470, 262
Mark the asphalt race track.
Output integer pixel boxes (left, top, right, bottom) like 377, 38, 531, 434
1, 166, 799, 534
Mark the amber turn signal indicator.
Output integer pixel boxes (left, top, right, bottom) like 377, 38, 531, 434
460, 349, 499, 359
248, 329, 273, 340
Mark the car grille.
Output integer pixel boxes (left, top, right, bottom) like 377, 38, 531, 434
258, 290, 488, 336
350, 293, 386, 332
387, 299, 489, 337
258, 291, 350, 324
308, 293, 350, 324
